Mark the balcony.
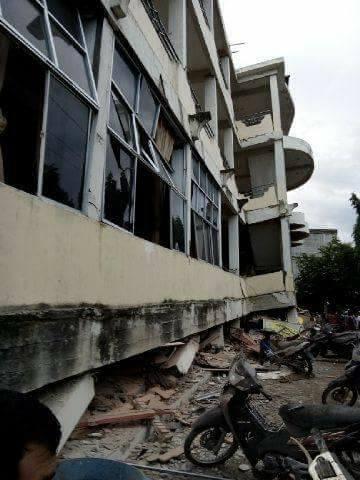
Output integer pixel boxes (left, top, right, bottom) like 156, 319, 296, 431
290, 211, 310, 247
232, 58, 295, 144
284, 136, 314, 190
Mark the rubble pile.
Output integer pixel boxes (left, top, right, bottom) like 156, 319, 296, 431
61, 325, 344, 479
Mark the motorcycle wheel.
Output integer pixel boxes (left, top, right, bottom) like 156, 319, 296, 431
184, 425, 238, 466
322, 384, 358, 406
291, 353, 313, 376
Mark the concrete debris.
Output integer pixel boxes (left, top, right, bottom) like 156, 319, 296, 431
238, 464, 251, 472
196, 351, 232, 369
158, 446, 184, 463
149, 386, 175, 400
162, 336, 200, 374
230, 328, 260, 355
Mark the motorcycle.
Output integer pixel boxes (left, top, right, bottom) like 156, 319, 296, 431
184, 355, 360, 479
322, 345, 360, 406
309, 325, 360, 360
260, 330, 313, 376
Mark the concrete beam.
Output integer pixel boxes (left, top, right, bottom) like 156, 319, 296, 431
0, 299, 246, 392
223, 127, 234, 168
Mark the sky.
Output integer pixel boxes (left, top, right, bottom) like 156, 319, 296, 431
219, 0, 360, 242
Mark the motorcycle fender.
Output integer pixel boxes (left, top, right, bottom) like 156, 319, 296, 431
327, 375, 348, 389
190, 406, 229, 432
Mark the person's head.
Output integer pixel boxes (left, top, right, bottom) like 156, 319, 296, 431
0, 390, 61, 480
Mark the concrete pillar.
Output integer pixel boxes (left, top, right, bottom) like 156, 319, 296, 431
274, 139, 287, 202
204, 75, 218, 140
185, 145, 192, 256
220, 56, 231, 90
40, 374, 95, 452
280, 216, 292, 274
228, 214, 240, 275
287, 307, 299, 327
223, 127, 234, 168
218, 189, 222, 268
168, 0, 187, 67
269, 74, 282, 134
83, 20, 114, 220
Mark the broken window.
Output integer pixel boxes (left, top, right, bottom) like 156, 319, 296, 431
191, 154, 220, 265
0, 35, 45, 194
104, 41, 187, 253
43, 77, 90, 209
109, 90, 135, 148
138, 78, 159, 135
104, 135, 135, 231
0, 0, 96, 97
134, 161, 170, 248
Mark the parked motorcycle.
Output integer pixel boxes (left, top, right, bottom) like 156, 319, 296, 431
184, 355, 360, 479
309, 325, 360, 360
292, 430, 355, 479
260, 330, 313, 376
322, 345, 360, 406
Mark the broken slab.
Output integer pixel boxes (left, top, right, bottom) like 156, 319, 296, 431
158, 446, 184, 463
40, 374, 95, 452
162, 336, 200, 374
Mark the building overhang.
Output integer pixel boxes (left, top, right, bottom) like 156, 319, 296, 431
290, 211, 310, 243
284, 136, 314, 190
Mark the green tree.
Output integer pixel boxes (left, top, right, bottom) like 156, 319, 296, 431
350, 193, 360, 254
296, 239, 360, 312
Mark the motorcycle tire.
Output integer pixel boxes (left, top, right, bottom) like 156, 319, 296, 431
291, 353, 313, 376
184, 425, 239, 466
322, 384, 358, 406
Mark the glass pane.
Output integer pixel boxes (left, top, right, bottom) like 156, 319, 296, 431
171, 192, 185, 253
137, 125, 158, 172
212, 228, 219, 266
192, 156, 199, 182
194, 214, 206, 261
2, 0, 49, 56
208, 179, 214, 202
205, 198, 212, 222
109, 91, 134, 147
112, 45, 138, 108
138, 78, 158, 135
152, 146, 174, 186
212, 206, 218, 227
171, 148, 185, 194
104, 135, 134, 231
43, 77, 89, 209
0, 36, 45, 195
191, 183, 197, 210
200, 163, 207, 191
46, 0, 82, 43
198, 190, 205, 217
51, 22, 90, 93
213, 183, 219, 206
204, 224, 211, 263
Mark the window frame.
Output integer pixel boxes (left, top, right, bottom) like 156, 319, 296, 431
102, 39, 188, 253
191, 153, 220, 266
0, 0, 99, 108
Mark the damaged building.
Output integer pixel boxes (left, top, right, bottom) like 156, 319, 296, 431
0, 0, 314, 396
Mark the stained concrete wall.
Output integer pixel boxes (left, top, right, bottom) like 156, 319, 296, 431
0, 185, 244, 310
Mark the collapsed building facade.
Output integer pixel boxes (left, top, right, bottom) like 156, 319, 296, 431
0, 0, 314, 394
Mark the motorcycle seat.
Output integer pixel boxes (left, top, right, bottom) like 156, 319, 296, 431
279, 403, 360, 437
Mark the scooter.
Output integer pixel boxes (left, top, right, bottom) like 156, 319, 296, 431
260, 330, 313, 376
322, 345, 360, 406
184, 355, 360, 479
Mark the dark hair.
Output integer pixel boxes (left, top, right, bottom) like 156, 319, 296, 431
0, 390, 61, 479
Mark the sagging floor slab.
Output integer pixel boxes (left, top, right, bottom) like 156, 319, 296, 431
0, 298, 247, 392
